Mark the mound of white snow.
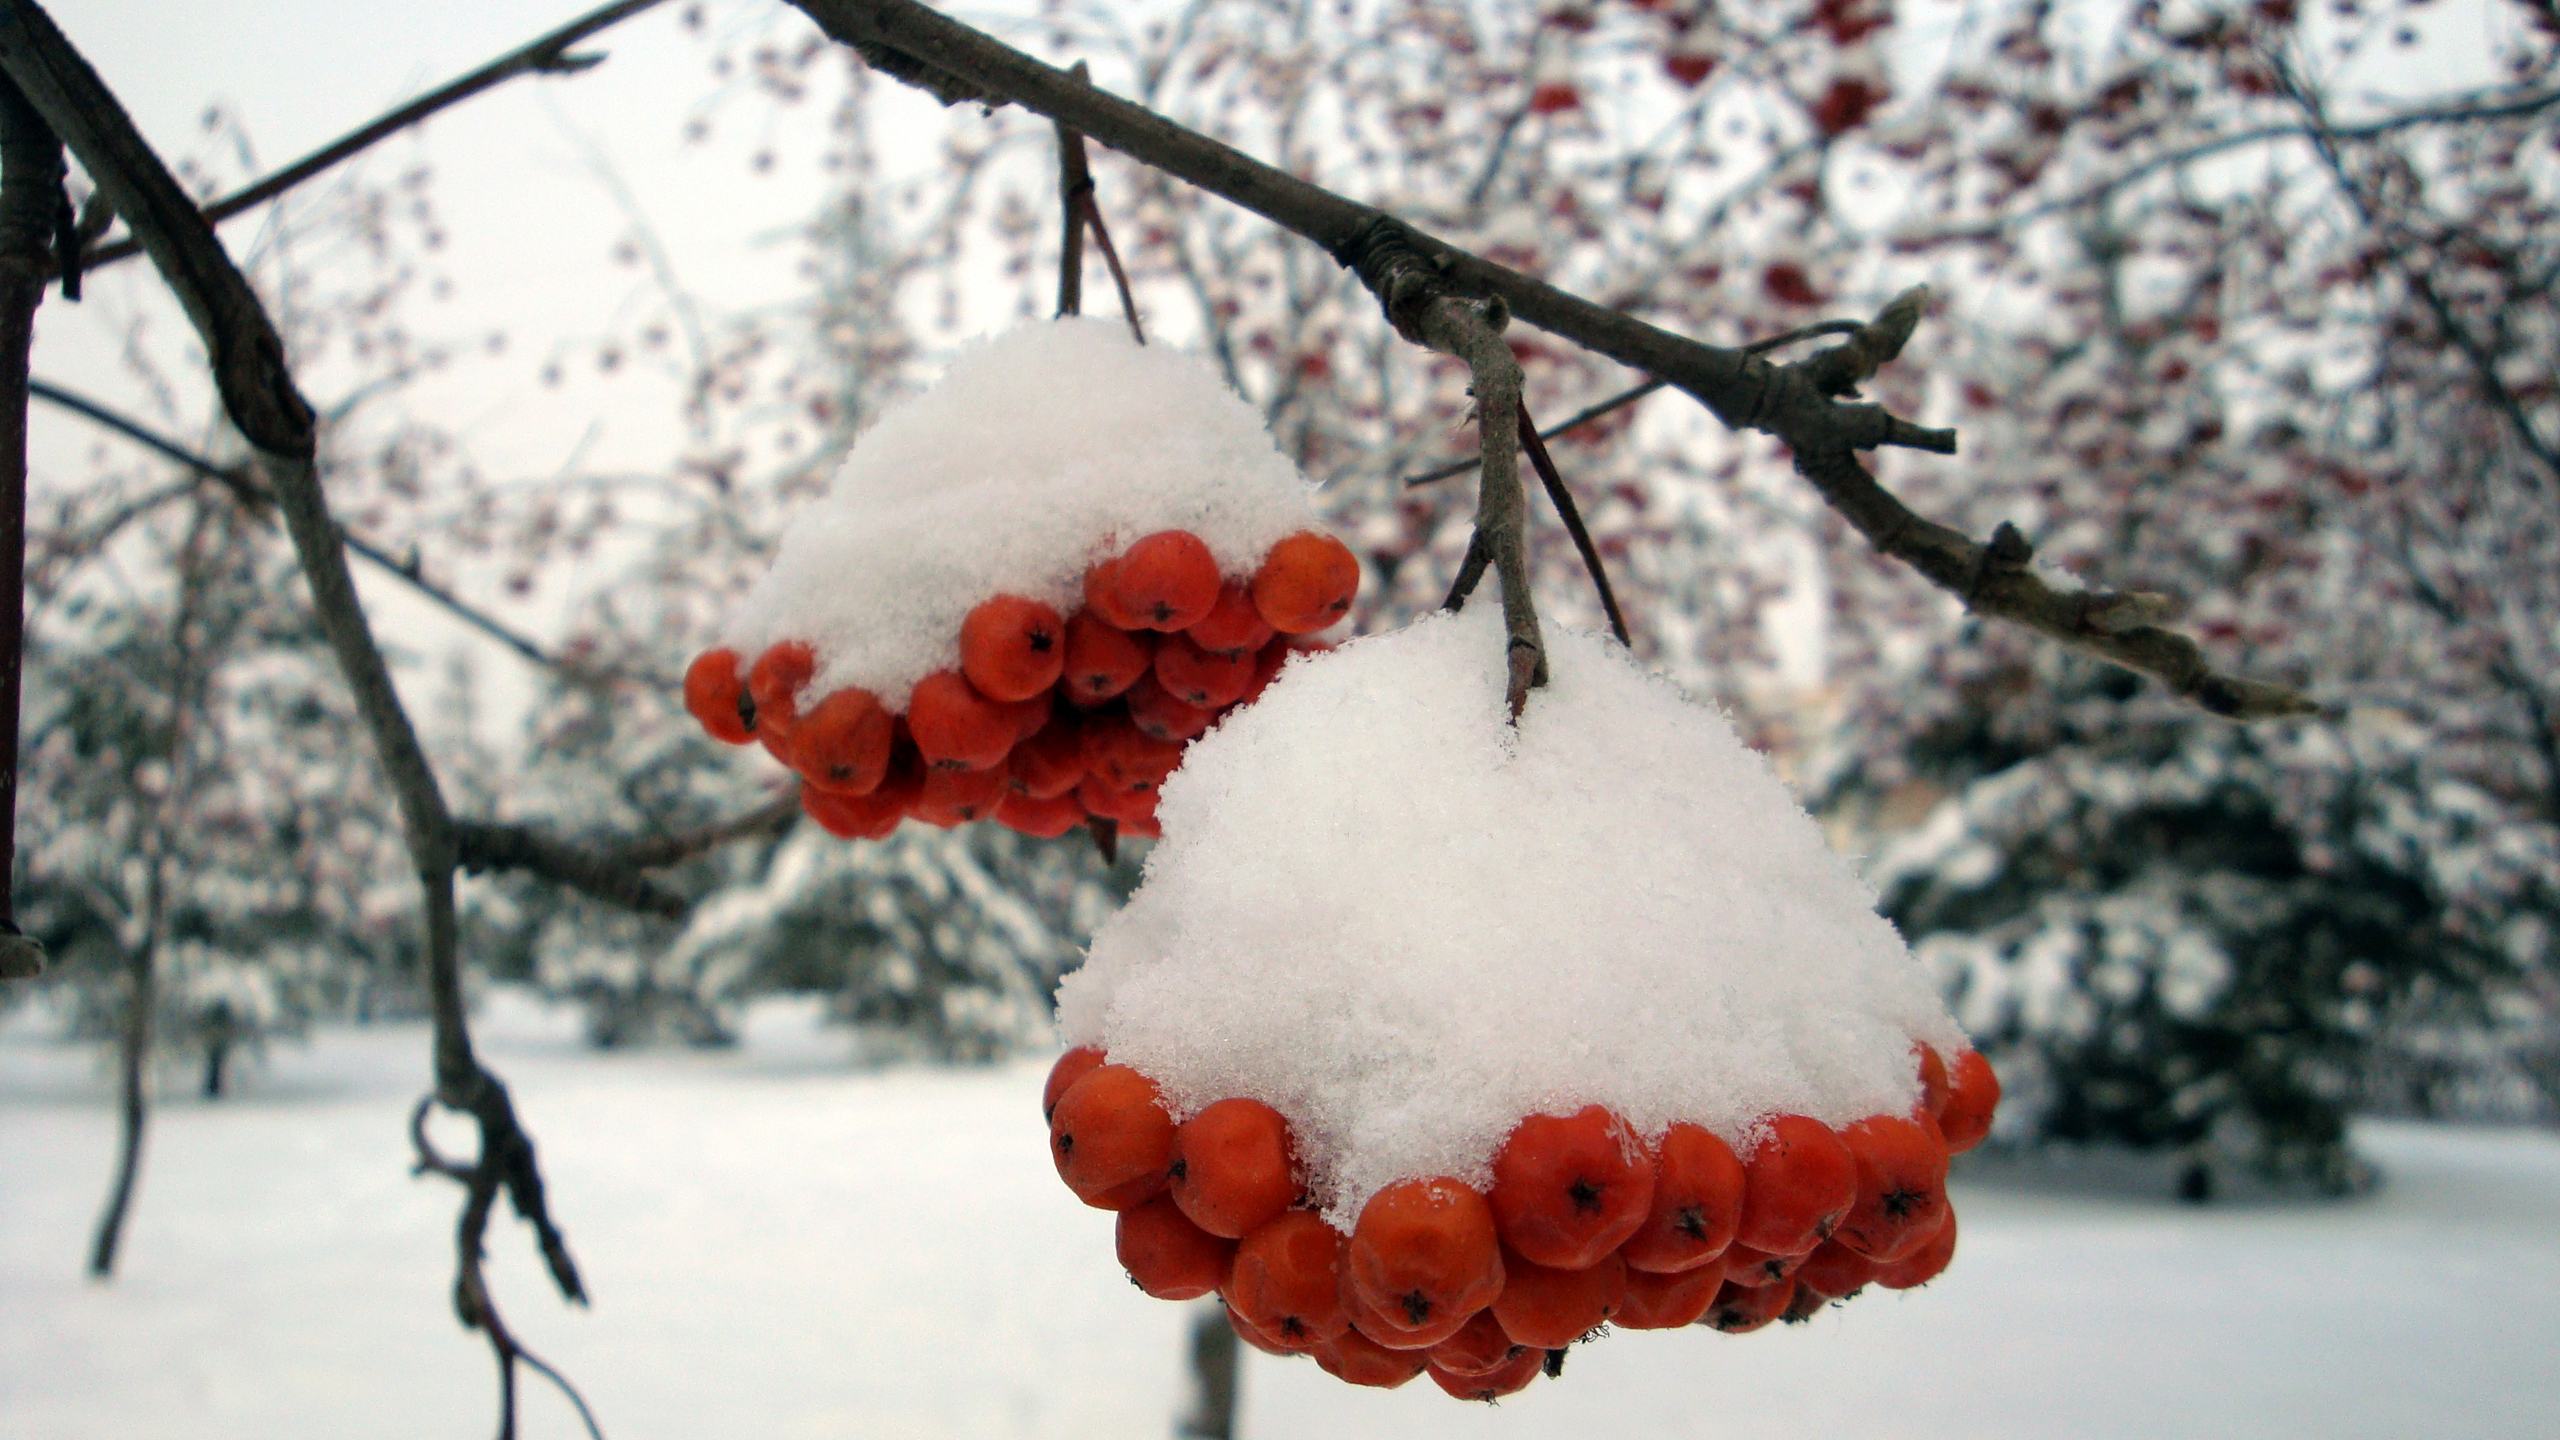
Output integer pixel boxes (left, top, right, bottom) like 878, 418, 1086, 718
717, 319, 1325, 709
1057, 605, 1963, 1224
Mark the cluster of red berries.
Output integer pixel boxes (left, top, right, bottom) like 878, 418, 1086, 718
681, 529, 1359, 841
1044, 1043, 1999, 1401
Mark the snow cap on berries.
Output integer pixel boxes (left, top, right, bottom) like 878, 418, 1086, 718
719, 319, 1325, 708
1057, 605, 1965, 1226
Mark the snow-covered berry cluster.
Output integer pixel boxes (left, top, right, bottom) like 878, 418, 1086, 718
1042, 606, 1999, 1394
1044, 1040, 1996, 1397
682, 526, 1354, 839
672, 319, 1356, 842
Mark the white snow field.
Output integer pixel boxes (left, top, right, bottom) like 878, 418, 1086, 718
6, 994, 2558, 1440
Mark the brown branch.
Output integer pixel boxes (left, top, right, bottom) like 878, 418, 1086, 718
0, 6, 588, 1431
0, 71, 51, 980
1516, 397, 1629, 647
1332, 214, 1546, 713
1054, 63, 1089, 320
74, 0, 668, 276
794, 0, 2307, 718
454, 790, 802, 920
1053, 64, 1143, 343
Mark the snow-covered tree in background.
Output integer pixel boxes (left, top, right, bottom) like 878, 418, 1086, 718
1804, 0, 2560, 1186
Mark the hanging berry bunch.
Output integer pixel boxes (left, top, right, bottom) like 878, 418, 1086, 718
677, 320, 1360, 841
1041, 608, 2002, 1399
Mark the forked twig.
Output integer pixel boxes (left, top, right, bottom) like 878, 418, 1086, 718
1053, 63, 1143, 344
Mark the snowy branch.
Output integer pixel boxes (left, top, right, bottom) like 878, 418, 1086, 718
73, 0, 668, 278
791, 0, 2312, 720
0, 3, 589, 1429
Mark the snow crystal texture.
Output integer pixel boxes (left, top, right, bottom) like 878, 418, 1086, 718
718, 319, 1325, 709
1058, 605, 1965, 1224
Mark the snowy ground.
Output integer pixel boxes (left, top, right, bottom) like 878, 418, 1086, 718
6, 994, 2558, 1440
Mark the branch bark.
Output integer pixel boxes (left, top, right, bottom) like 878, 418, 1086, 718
0, 70, 51, 980
793, 0, 2311, 720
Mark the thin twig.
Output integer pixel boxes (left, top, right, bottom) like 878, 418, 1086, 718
1402, 378, 1665, 487
1054, 63, 1089, 319
1080, 190, 1145, 345
1515, 397, 1629, 646
75, 0, 669, 275
27, 378, 618, 681
792, 0, 2310, 718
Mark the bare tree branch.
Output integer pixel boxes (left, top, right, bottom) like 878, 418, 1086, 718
795, 0, 2310, 719
455, 790, 802, 919
0, 6, 588, 1432
73, 0, 669, 277
25, 376, 634, 682
0, 70, 51, 979
1402, 378, 1665, 488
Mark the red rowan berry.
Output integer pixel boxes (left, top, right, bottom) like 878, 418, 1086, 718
1171, 1098, 1296, 1240
1939, 1049, 2000, 1153
1719, 1243, 1809, 1288
1833, 1113, 1950, 1263
1061, 610, 1153, 703
1116, 1193, 1236, 1301
1185, 580, 1275, 656
1048, 1064, 1175, 1209
1007, 715, 1087, 800
1123, 672, 1213, 742
1700, 1277, 1793, 1334
1250, 531, 1360, 634
1042, 1046, 1106, 1123
1614, 1257, 1725, 1329
1228, 1210, 1351, 1349
1873, 1207, 1958, 1290
912, 764, 1007, 827
1152, 631, 1255, 712
994, 789, 1085, 838
801, 781, 904, 841
1081, 557, 1148, 631
749, 641, 817, 765
907, 670, 1017, 771
959, 594, 1067, 702
792, 687, 894, 795
1733, 1114, 1857, 1256
1346, 1178, 1505, 1350
1227, 1305, 1302, 1356
1311, 1328, 1428, 1389
683, 648, 754, 744
1112, 531, 1221, 631
1427, 1344, 1543, 1402
1793, 1238, 1882, 1300
1487, 1105, 1655, 1270
1422, 1308, 1521, 1377
1490, 1248, 1625, 1349
1621, 1121, 1745, 1274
